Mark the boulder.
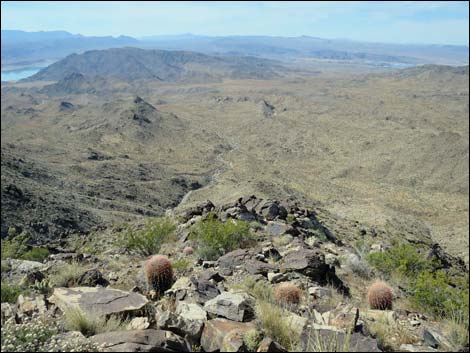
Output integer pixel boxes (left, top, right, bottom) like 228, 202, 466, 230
75, 268, 109, 287
265, 222, 290, 236
204, 291, 255, 322
48, 287, 149, 318
127, 317, 150, 330
157, 303, 206, 344
201, 318, 256, 352
280, 248, 348, 294
90, 329, 190, 352
245, 259, 278, 276
218, 249, 252, 275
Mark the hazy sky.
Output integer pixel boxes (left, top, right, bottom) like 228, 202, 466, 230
2, 1, 469, 45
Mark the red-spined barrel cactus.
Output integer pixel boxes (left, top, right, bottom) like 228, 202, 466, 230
183, 246, 194, 256
144, 255, 174, 294
274, 282, 301, 305
367, 280, 393, 310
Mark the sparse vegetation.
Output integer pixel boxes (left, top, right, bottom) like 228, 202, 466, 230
1, 282, 22, 303
63, 307, 127, 337
49, 261, 85, 287
190, 213, 254, 260
172, 258, 191, 272
243, 329, 262, 351
411, 270, 469, 320
303, 328, 353, 352
256, 301, 301, 350
366, 243, 436, 280
118, 217, 176, 256
21, 247, 50, 262
344, 255, 373, 279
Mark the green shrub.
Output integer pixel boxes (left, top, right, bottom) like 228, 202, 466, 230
63, 307, 127, 337
191, 213, 253, 260
172, 258, 191, 272
1, 232, 28, 260
21, 247, 50, 262
1, 282, 22, 303
118, 218, 176, 256
243, 329, 262, 351
49, 261, 85, 287
366, 243, 436, 279
411, 270, 469, 320
232, 276, 274, 303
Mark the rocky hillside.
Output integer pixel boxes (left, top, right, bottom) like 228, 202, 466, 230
25, 47, 288, 82
1, 195, 468, 352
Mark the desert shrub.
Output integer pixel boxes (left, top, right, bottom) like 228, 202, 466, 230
1, 233, 49, 262
367, 281, 393, 310
21, 247, 50, 262
411, 270, 469, 320
303, 328, 353, 352
63, 307, 127, 337
49, 261, 84, 287
286, 214, 296, 224
191, 213, 253, 260
1, 282, 22, 303
366, 243, 435, 279
243, 329, 262, 351
344, 255, 373, 279
144, 255, 174, 294
119, 217, 176, 256
274, 282, 302, 305
1, 232, 28, 260
232, 276, 273, 303
172, 258, 191, 272
443, 309, 470, 350
256, 301, 301, 350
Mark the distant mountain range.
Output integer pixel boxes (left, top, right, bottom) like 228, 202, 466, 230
1, 30, 138, 69
2, 30, 469, 70
25, 47, 288, 82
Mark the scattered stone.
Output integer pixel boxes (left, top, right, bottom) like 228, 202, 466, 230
204, 291, 255, 322
127, 317, 150, 330
76, 268, 109, 287
308, 286, 332, 299
201, 318, 256, 352
268, 272, 287, 283
256, 337, 287, 352
17, 294, 47, 316
245, 259, 278, 276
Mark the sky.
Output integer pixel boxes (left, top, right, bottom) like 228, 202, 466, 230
1, 1, 469, 45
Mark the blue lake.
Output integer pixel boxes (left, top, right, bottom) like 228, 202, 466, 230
1, 68, 41, 81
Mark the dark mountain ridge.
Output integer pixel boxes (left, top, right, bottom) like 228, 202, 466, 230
25, 47, 288, 82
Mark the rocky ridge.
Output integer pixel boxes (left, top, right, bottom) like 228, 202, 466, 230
1, 195, 468, 352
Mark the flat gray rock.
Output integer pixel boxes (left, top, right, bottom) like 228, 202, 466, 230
91, 329, 190, 352
48, 287, 148, 317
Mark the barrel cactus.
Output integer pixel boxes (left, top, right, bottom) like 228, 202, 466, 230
183, 246, 194, 256
144, 255, 174, 294
367, 280, 393, 310
274, 282, 301, 305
